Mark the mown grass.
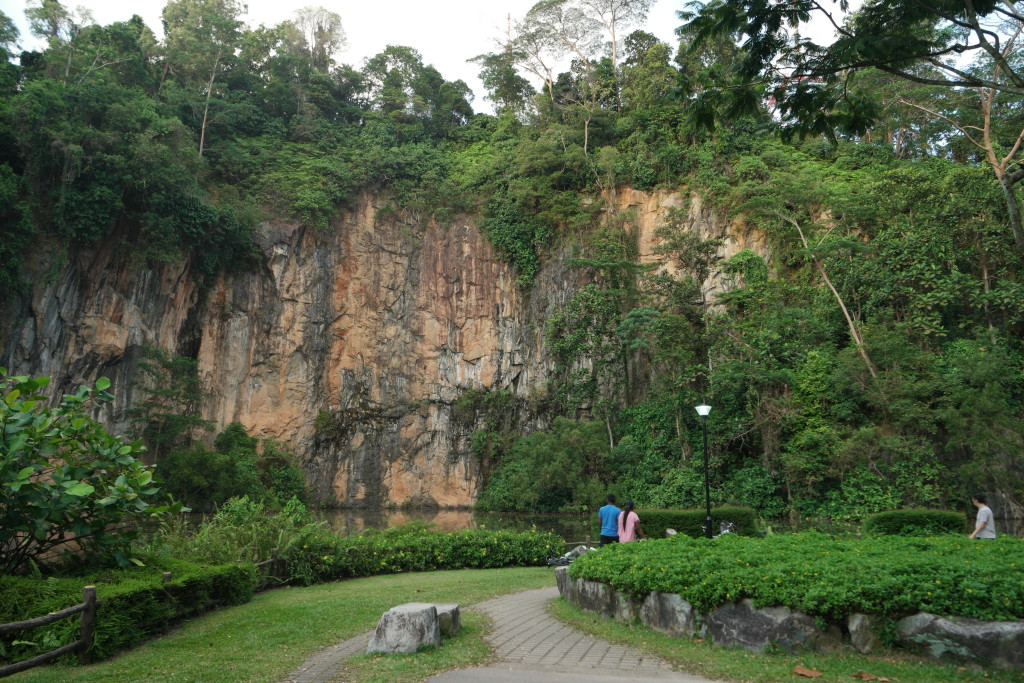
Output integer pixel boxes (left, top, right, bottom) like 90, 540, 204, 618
335, 612, 493, 682
548, 599, 1023, 683
10, 567, 554, 683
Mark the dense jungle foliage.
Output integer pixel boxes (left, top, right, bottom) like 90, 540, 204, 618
1, 1, 1022, 522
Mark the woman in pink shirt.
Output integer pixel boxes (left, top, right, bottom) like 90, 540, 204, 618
617, 500, 647, 542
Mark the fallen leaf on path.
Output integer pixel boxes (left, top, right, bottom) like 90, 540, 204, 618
851, 673, 877, 681
794, 665, 823, 678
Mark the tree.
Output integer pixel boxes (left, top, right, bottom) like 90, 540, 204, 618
161, 0, 245, 156
128, 346, 214, 459
281, 6, 346, 73
679, 0, 1024, 249
470, 50, 536, 117
1, 370, 183, 574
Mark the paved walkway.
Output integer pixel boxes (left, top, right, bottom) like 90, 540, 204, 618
284, 585, 717, 683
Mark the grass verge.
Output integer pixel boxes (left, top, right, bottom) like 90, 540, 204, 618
335, 612, 494, 682
548, 599, 1021, 683
11, 567, 554, 683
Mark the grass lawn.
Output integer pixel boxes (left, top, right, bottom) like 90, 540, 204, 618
10, 567, 554, 683
548, 599, 1023, 683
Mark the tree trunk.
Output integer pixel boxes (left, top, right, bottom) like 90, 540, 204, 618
198, 49, 222, 158
997, 171, 1024, 250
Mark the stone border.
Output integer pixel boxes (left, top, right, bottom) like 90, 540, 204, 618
554, 567, 1024, 671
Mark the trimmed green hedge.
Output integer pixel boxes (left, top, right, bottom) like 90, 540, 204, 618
0, 558, 254, 664
638, 506, 757, 539
863, 508, 966, 536
568, 533, 1024, 621
283, 528, 562, 585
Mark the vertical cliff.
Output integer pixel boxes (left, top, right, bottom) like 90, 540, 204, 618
0, 190, 768, 507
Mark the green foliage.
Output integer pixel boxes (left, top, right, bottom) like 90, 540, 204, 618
283, 527, 562, 586
128, 346, 213, 459
475, 417, 612, 513
158, 424, 309, 511
570, 533, 1024, 621
0, 558, 254, 664
639, 506, 758, 539
863, 509, 966, 537
0, 370, 183, 575
144, 496, 322, 566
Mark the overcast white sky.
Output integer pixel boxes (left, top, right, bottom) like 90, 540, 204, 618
0, 0, 692, 112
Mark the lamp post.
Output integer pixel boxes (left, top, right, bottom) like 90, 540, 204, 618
695, 403, 712, 539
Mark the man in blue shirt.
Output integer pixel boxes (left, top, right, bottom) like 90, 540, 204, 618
598, 494, 621, 545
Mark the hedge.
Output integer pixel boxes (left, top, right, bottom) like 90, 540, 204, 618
283, 528, 562, 585
0, 558, 254, 665
638, 506, 757, 539
568, 532, 1024, 622
863, 508, 966, 536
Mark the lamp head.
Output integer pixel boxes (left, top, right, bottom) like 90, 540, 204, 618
695, 404, 712, 417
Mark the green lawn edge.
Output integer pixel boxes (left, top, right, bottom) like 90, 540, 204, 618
547, 598, 1022, 683
9, 567, 554, 683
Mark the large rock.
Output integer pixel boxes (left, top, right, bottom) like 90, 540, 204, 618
848, 613, 883, 654
575, 579, 619, 618
640, 591, 696, 637
705, 599, 842, 653
367, 603, 441, 654
896, 612, 1024, 670
398, 602, 461, 636
554, 566, 576, 603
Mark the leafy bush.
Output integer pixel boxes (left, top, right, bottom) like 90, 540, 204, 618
475, 417, 612, 513
0, 558, 254, 664
863, 509, 967, 536
0, 371, 183, 575
159, 423, 310, 510
143, 496, 324, 566
283, 527, 562, 586
569, 533, 1024, 621
639, 506, 757, 539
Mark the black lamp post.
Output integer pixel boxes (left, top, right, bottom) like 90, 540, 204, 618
695, 403, 712, 539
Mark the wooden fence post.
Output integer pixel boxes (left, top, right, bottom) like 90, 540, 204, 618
77, 586, 96, 664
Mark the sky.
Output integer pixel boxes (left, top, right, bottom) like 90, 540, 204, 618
0, 0, 691, 113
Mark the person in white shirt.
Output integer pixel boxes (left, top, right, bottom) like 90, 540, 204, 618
969, 494, 997, 539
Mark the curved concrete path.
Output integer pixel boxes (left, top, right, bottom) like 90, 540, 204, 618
285, 585, 718, 683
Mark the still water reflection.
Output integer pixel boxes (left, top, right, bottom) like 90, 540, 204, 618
313, 509, 1023, 540
315, 508, 594, 542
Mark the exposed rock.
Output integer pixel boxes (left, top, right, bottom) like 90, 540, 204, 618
0, 191, 769, 507
640, 592, 696, 637
897, 612, 1024, 670
705, 599, 842, 653
367, 603, 441, 654
399, 602, 461, 636
574, 579, 619, 618
848, 613, 883, 654
554, 566, 576, 603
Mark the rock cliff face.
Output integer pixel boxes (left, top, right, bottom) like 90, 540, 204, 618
0, 190, 768, 507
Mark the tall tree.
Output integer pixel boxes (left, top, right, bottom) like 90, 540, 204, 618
281, 6, 346, 73
680, 0, 1024, 250
161, 0, 245, 156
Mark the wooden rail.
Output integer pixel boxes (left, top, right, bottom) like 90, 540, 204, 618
0, 586, 97, 678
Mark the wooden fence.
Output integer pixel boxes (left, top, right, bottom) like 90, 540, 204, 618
0, 586, 97, 678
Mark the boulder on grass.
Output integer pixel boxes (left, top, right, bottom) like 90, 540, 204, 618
897, 612, 1024, 671
367, 603, 441, 654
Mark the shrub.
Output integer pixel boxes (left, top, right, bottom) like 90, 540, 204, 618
863, 508, 966, 536
639, 506, 758, 539
0, 558, 254, 664
0, 371, 183, 574
143, 496, 324, 566
283, 527, 563, 586
569, 533, 1024, 621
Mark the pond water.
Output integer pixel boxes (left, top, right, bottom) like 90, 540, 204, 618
314, 508, 595, 542
313, 509, 1024, 540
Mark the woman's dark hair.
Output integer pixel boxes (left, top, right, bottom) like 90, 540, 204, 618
620, 500, 635, 525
